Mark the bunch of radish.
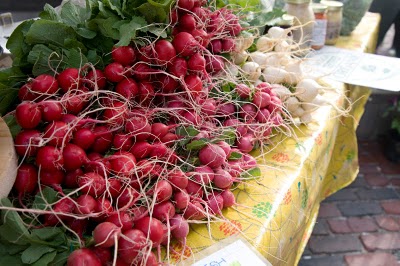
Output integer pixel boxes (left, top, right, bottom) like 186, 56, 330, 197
231, 26, 331, 124
7, 0, 289, 265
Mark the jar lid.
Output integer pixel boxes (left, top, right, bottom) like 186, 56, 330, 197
278, 14, 294, 26
320, 0, 343, 10
312, 3, 327, 13
285, 0, 311, 4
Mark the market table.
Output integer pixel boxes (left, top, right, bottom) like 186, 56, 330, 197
177, 12, 380, 266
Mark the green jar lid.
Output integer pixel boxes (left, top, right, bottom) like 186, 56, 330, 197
320, 0, 343, 10
285, 0, 311, 4
312, 3, 328, 13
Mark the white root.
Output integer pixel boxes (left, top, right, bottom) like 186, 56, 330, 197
285, 96, 301, 113
295, 78, 322, 102
248, 51, 268, 67
236, 36, 255, 51
292, 106, 305, 117
271, 84, 292, 101
274, 40, 291, 53
302, 95, 327, 112
226, 64, 239, 77
267, 26, 287, 39
242, 62, 262, 82
262, 66, 289, 84
256, 36, 275, 52
232, 51, 249, 65
300, 112, 313, 124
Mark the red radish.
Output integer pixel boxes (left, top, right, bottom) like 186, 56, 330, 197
157, 74, 179, 93
39, 169, 64, 192
187, 52, 206, 72
217, 141, 231, 156
14, 163, 37, 196
223, 118, 248, 137
176, 0, 194, 10
221, 189, 236, 207
102, 101, 127, 125
91, 126, 113, 154
173, 190, 190, 209
18, 83, 36, 101
130, 141, 153, 159
257, 82, 273, 93
132, 63, 153, 80
256, 108, 271, 123
137, 81, 155, 105
104, 62, 125, 83
169, 8, 179, 24
108, 178, 122, 199
167, 57, 187, 77
112, 46, 136, 66
209, 39, 222, 54
93, 222, 121, 248
192, 165, 214, 184
169, 214, 189, 239
58, 68, 80, 92
85, 69, 107, 90
64, 168, 83, 188
78, 172, 106, 197
15, 102, 42, 129
192, 7, 207, 20
184, 201, 205, 220
179, 14, 197, 31
184, 74, 202, 96
113, 133, 133, 151
74, 194, 97, 214
185, 180, 204, 197
137, 45, 154, 62
149, 142, 169, 159
205, 55, 224, 73
117, 187, 140, 209
67, 248, 101, 266
63, 143, 88, 171
172, 32, 199, 57
154, 40, 176, 65
190, 29, 210, 47
253, 91, 271, 108
94, 198, 113, 220
44, 198, 75, 226
36, 146, 64, 171
43, 121, 70, 147
73, 128, 95, 150
206, 193, 224, 215
213, 168, 233, 189
118, 229, 147, 264
239, 103, 257, 122
200, 98, 217, 116
68, 218, 88, 239
153, 180, 173, 202
241, 153, 257, 169
149, 123, 171, 141
108, 151, 136, 175
237, 134, 255, 153
198, 144, 226, 169
153, 201, 176, 222
134, 216, 164, 246
125, 117, 151, 141
217, 102, 236, 116
31, 74, 59, 95
235, 84, 251, 99
141, 252, 158, 266
40, 101, 63, 122
91, 247, 112, 264
161, 132, 179, 146
62, 88, 89, 115
14, 130, 41, 157
115, 78, 139, 100
182, 110, 201, 125
221, 38, 235, 52
168, 169, 188, 190
106, 212, 133, 231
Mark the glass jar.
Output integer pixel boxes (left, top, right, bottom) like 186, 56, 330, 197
284, 0, 315, 50
320, 0, 343, 45
311, 3, 327, 50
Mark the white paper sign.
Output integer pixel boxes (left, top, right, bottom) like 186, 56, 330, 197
304, 46, 400, 92
189, 238, 271, 266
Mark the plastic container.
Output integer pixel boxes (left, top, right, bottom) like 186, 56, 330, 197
0, 117, 18, 198
311, 3, 327, 50
284, 0, 315, 50
321, 0, 343, 45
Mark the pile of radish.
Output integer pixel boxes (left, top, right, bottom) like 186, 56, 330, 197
6, 0, 292, 265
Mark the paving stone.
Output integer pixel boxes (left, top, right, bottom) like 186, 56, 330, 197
358, 165, 381, 175
344, 252, 399, 266
347, 217, 378, 233
356, 188, 399, 200
318, 203, 342, 218
380, 161, 400, 175
325, 189, 358, 202
312, 219, 330, 236
390, 178, 400, 187
381, 200, 400, 215
298, 255, 344, 266
327, 219, 351, 234
360, 233, 400, 251
364, 174, 390, 187
337, 202, 382, 216
302, 247, 312, 256
309, 235, 362, 254
348, 175, 368, 188
375, 216, 400, 231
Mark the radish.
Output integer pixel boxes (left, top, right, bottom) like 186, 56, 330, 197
137, 45, 154, 63
93, 222, 121, 248
169, 214, 189, 239
185, 180, 204, 198
217, 141, 231, 156
91, 247, 112, 264
153, 201, 176, 222
239, 103, 257, 122
74, 194, 97, 214
108, 178, 123, 198
200, 98, 217, 116
256, 108, 271, 123
39, 169, 64, 193
40, 101, 63, 122
253, 91, 271, 108
160, 132, 179, 146
184, 74, 203, 96
262, 66, 289, 84
213, 168, 233, 189
31, 74, 59, 95
106, 212, 133, 231
85, 69, 107, 90
130, 141, 153, 159
190, 28, 210, 47
217, 102, 236, 117
115, 78, 139, 100
118, 229, 147, 264
192, 165, 214, 184
68, 219, 88, 239
14, 130, 41, 157
206, 193, 224, 215
179, 14, 197, 31
183, 201, 205, 220
187, 52, 206, 72
157, 74, 179, 93
295, 78, 322, 102
205, 55, 224, 74
14, 163, 37, 198
242, 62, 261, 82
237, 134, 255, 153
91, 126, 113, 153
104, 62, 125, 83
209, 39, 222, 54
125, 117, 151, 142
18, 83, 36, 101
67, 248, 102, 266
221, 189, 236, 207
117, 187, 140, 209
36, 146, 64, 171
153, 180, 173, 202
198, 144, 226, 169
223, 118, 247, 137
44, 198, 75, 226
172, 32, 199, 57
77, 172, 106, 197
256, 36, 275, 52
154, 40, 176, 65
109, 151, 136, 176
15, 102, 42, 129
177, 0, 194, 10
58, 68, 80, 93
63, 143, 88, 171
249, 51, 268, 66
134, 216, 164, 246
43, 121, 70, 147
221, 38, 235, 52
112, 46, 136, 66
173, 190, 190, 209
62, 88, 89, 115
112, 133, 133, 151
167, 57, 187, 78
235, 84, 251, 99
167, 169, 188, 190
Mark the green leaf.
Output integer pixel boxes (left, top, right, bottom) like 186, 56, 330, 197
32, 250, 57, 266
0, 88, 19, 116
49, 250, 69, 266
25, 20, 77, 47
247, 8, 286, 27
60, 1, 92, 28
215, 128, 236, 146
21, 244, 55, 264
0, 223, 29, 245
64, 48, 88, 68
32, 187, 58, 210
116, 17, 147, 46
186, 139, 208, 150
0, 199, 30, 238
0, 255, 24, 266
31, 228, 63, 242
141, 24, 167, 38
3, 114, 21, 138
136, 2, 167, 23
76, 27, 97, 39
176, 126, 200, 137
39, 4, 62, 21
6, 20, 34, 66
27, 44, 60, 76
241, 167, 262, 179
104, 0, 125, 18
3, 243, 29, 255
229, 151, 243, 160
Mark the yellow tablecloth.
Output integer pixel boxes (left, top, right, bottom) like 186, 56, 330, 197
173, 12, 380, 265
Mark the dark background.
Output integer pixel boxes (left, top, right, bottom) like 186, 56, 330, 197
0, 1, 63, 21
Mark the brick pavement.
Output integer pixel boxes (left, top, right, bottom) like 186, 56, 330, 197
299, 141, 400, 266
